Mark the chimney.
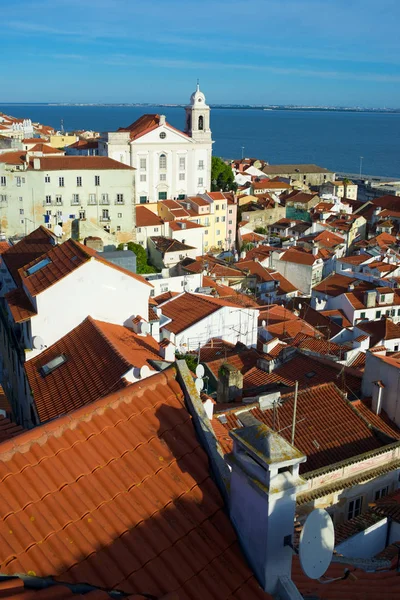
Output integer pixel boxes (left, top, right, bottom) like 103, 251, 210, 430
312, 243, 318, 256
123, 243, 128, 251
217, 363, 243, 403
159, 115, 166, 126
33, 157, 41, 170
228, 413, 307, 595
371, 381, 384, 415
159, 338, 175, 362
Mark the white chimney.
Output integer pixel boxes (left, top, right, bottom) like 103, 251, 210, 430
123, 243, 128, 251
312, 244, 318, 256
159, 115, 166, 126
33, 157, 41, 170
228, 414, 307, 595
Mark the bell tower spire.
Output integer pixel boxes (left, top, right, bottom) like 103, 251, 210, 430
185, 82, 211, 142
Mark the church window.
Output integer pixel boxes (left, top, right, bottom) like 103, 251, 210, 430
179, 173, 185, 181
179, 157, 186, 170
198, 177, 203, 186
160, 174, 166, 181
140, 158, 146, 170
159, 192, 167, 200
198, 160, 204, 170
139, 196, 147, 204
159, 154, 167, 169
159, 132, 166, 139
198, 115, 204, 130
140, 174, 146, 182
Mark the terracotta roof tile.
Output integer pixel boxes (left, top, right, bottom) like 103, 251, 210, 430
5, 287, 37, 323
0, 368, 269, 599
242, 353, 362, 394
2, 226, 56, 286
135, 206, 164, 227
160, 293, 254, 335
32, 156, 134, 170
202, 276, 260, 308
153, 290, 180, 305
204, 349, 262, 380
353, 399, 400, 439
29, 143, 64, 154
313, 273, 377, 297
0, 415, 25, 442
264, 318, 321, 342
150, 236, 196, 253
25, 316, 162, 423
279, 247, 319, 266
357, 318, 400, 346
216, 382, 390, 473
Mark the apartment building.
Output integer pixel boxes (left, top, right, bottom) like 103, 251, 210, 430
0, 152, 136, 243
158, 193, 236, 251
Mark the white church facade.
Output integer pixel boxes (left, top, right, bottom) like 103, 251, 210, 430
98, 84, 213, 204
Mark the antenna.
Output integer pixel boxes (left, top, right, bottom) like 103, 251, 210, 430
299, 509, 334, 579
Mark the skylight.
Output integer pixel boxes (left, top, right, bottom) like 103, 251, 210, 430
26, 257, 51, 276
40, 354, 67, 376
305, 371, 316, 378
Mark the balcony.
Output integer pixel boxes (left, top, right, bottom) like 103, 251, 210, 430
99, 198, 110, 205
71, 199, 80, 206
100, 216, 111, 222
115, 200, 125, 205
88, 199, 97, 205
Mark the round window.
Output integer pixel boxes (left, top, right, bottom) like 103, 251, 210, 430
159, 131, 166, 139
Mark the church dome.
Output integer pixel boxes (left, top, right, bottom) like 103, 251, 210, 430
190, 83, 207, 106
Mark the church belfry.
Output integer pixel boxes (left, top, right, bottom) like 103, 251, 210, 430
185, 82, 212, 142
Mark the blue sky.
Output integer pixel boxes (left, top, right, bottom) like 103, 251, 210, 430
2, 0, 400, 106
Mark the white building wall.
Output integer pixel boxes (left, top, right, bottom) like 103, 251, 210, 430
272, 255, 323, 296
162, 304, 259, 351
0, 161, 136, 241
335, 518, 388, 559
362, 352, 400, 427
147, 273, 203, 297
27, 258, 151, 359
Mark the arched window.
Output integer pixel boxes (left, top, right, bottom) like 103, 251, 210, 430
159, 154, 167, 169
198, 115, 204, 131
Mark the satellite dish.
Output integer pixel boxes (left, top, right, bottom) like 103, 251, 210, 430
139, 365, 151, 379
299, 509, 334, 579
141, 321, 150, 335
195, 364, 205, 378
54, 224, 63, 238
32, 335, 45, 350
195, 378, 204, 393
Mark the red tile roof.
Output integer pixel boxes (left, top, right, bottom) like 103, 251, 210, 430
279, 247, 319, 266
339, 253, 371, 265
293, 554, 400, 599
30, 143, 64, 154
135, 205, 164, 227
34, 156, 134, 170
25, 316, 162, 423
313, 273, 376, 297
264, 318, 320, 342
238, 261, 297, 294
204, 349, 262, 380
120, 113, 190, 141
202, 276, 260, 308
5, 287, 37, 323
353, 399, 400, 439
2, 226, 56, 286
19, 237, 151, 297
242, 353, 362, 394
0, 367, 268, 599
241, 232, 266, 243
258, 304, 298, 326
168, 219, 204, 231
357, 318, 400, 346
215, 382, 389, 473
153, 290, 180, 305
160, 292, 253, 334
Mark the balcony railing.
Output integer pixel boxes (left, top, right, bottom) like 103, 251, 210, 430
88, 199, 97, 205
71, 199, 80, 206
100, 216, 111, 222
115, 200, 125, 205
99, 199, 110, 205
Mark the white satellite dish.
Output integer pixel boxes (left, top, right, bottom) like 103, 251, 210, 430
299, 509, 334, 580
141, 321, 150, 335
53, 224, 63, 238
32, 335, 45, 350
195, 378, 204, 394
139, 365, 151, 379
195, 364, 205, 378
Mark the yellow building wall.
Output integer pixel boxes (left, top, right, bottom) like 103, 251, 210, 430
49, 135, 78, 148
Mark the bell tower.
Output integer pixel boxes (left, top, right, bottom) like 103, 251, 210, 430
185, 82, 212, 142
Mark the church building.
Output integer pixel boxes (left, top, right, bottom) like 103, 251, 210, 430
98, 84, 213, 204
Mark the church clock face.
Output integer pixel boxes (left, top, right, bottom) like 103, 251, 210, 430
198, 98, 202, 102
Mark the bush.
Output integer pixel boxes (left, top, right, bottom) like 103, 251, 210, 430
176, 353, 198, 373
117, 241, 158, 274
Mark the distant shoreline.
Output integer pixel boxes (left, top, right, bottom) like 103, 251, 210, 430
1, 103, 399, 114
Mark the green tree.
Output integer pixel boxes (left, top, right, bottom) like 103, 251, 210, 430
117, 241, 158, 274
211, 157, 237, 192
254, 226, 267, 235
